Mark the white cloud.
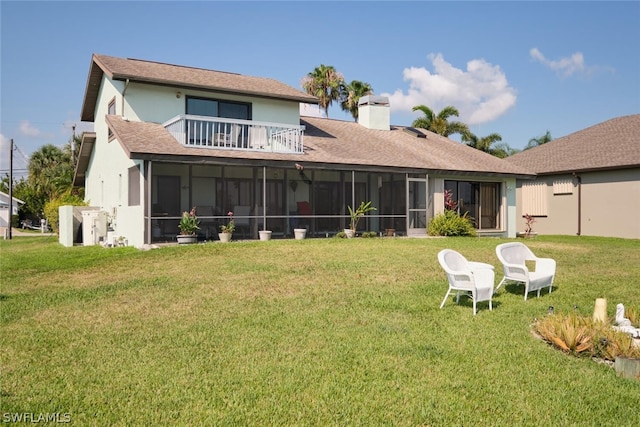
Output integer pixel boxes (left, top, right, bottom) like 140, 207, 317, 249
381, 53, 517, 126
530, 47, 586, 76
529, 48, 611, 77
19, 120, 45, 137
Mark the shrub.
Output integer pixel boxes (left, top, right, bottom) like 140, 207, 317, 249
43, 191, 87, 234
361, 231, 377, 238
428, 210, 477, 237
593, 326, 640, 361
534, 312, 593, 356
534, 310, 640, 360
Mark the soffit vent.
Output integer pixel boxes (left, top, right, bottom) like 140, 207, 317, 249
403, 127, 427, 138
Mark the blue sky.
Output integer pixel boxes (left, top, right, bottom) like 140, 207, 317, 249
2, 1, 639, 175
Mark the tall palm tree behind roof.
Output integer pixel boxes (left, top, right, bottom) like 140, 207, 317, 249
525, 130, 553, 150
462, 132, 515, 158
411, 105, 470, 138
340, 80, 374, 122
301, 65, 344, 118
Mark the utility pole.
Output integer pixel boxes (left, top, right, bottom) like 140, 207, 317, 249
8, 139, 13, 240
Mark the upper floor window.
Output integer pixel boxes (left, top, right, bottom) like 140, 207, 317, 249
107, 98, 116, 140
186, 96, 251, 120
108, 98, 116, 115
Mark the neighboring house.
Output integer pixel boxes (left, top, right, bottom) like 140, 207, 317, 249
505, 115, 640, 239
0, 191, 24, 228
74, 54, 534, 247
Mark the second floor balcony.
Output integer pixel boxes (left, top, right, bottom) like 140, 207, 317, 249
163, 115, 305, 154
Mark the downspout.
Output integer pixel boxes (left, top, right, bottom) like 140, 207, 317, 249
573, 172, 582, 236
121, 79, 130, 117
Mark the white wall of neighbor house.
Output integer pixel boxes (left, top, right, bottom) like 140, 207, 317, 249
121, 82, 302, 126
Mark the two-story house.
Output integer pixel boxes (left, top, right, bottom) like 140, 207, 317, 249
73, 54, 534, 247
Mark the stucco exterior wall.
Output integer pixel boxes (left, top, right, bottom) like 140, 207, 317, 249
122, 83, 301, 125
84, 77, 145, 247
515, 168, 640, 239
581, 169, 640, 239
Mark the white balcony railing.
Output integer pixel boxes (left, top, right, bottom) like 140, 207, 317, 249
163, 115, 304, 154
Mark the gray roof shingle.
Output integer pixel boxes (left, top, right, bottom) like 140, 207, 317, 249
103, 115, 534, 178
505, 114, 640, 174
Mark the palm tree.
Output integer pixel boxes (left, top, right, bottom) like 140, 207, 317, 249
339, 80, 373, 121
27, 143, 74, 214
462, 132, 519, 158
462, 131, 502, 151
411, 105, 470, 138
301, 65, 344, 118
525, 130, 552, 150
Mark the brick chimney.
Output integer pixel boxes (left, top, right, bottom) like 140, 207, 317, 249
358, 96, 390, 130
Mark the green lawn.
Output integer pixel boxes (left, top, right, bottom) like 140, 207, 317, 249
1, 235, 639, 425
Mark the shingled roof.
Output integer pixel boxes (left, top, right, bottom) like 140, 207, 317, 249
81, 54, 318, 122
505, 114, 640, 174
97, 115, 533, 178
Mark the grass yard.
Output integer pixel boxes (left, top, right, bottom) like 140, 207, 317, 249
1, 235, 639, 425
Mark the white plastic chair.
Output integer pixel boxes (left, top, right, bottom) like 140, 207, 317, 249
495, 242, 556, 300
437, 249, 495, 315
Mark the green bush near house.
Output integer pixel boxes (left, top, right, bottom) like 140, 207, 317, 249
42, 191, 88, 234
428, 209, 477, 236
1, 236, 639, 425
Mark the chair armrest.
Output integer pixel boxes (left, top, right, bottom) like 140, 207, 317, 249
533, 257, 556, 273
503, 263, 529, 278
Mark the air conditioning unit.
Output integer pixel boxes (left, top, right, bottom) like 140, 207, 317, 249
81, 210, 108, 246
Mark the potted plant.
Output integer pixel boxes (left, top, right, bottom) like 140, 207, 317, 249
346, 201, 376, 238
219, 211, 235, 242
177, 207, 199, 244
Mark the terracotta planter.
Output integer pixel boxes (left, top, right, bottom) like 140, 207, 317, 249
177, 234, 197, 244
259, 230, 272, 241
218, 232, 232, 243
294, 228, 307, 240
